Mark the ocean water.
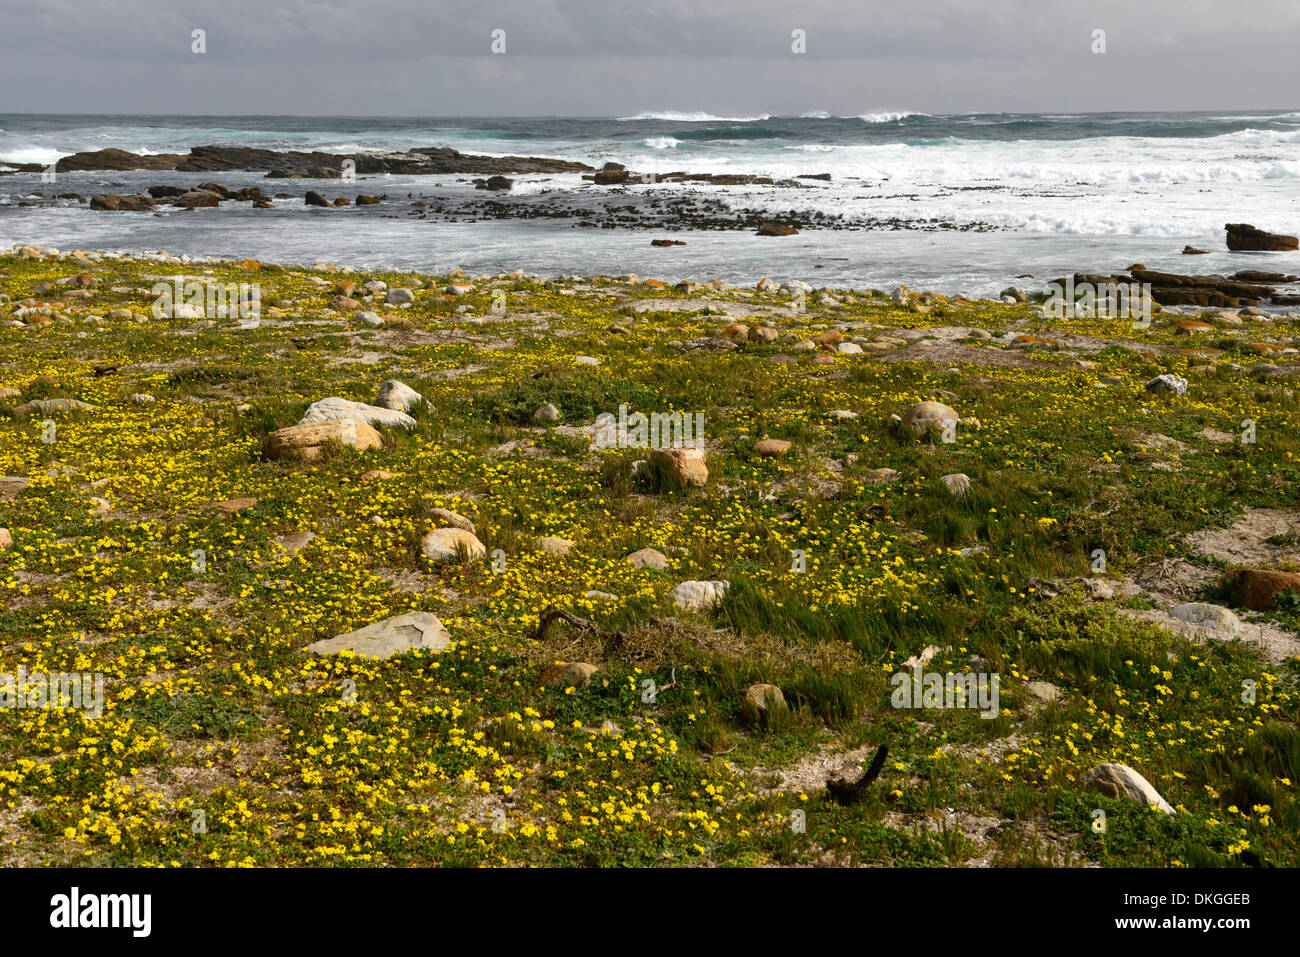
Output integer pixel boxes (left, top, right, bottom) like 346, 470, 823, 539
1, 111, 1298, 295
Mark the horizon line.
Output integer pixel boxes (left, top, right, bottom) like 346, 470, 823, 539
1, 108, 1298, 120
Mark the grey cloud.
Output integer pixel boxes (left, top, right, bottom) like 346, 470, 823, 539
0, 0, 1294, 113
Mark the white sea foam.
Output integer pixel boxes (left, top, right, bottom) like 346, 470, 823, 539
615, 111, 771, 122
644, 136, 680, 149
853, 110, 928, 123
0, 147, 63, 165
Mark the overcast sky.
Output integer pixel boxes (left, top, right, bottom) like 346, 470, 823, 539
0, 0, 1295, 115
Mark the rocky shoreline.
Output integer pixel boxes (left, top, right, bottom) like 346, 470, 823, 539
2, 144, 593, 177
5, 240, 1300, 325
9, 149, 1298, 254
1066, 264, 1300, 309
12, 149, 1298, 253
6, 146, 838, 189
5, 143, 990, 233
39, 183, 992, 236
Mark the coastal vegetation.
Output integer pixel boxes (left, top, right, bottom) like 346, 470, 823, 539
1, 247, 1296, 867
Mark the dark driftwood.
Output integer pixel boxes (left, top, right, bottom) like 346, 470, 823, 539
530, 606, 627, 651
826, 744, 890, 806
531, 607, 600, 641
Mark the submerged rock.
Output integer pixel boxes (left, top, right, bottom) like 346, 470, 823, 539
1225, 223, 1298, 252
89, 193, 155, 212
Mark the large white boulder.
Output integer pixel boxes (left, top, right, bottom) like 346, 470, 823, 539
669, 580, 729, 612
298, 396, 416, 430
1079, 763, 1175, 814
373, 380, 422, 412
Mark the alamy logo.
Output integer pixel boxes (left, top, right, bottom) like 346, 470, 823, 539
1044, 278, 1152, 326
593, 404, 705, 450
49, 887, 151, 937
890, 668, 1000, 719
0, 668, 104, 718
151, 277, 260, 323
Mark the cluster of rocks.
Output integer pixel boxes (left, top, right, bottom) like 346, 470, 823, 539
1066, 265, 1299, 309
86, 183, 386, 212
307, 600, 780, 737
5, 242, 223, 265
348, 146, 591, 176
304, 191, 382, 208
690, 323, 847, 359
91, 182, 270, 211
319, 272, 479, 325
399, 185, 968, 234
262, 380, 421, 462
1068, 224, 1300, 308
583, 161, 816, 190
24, 146, 831, 201
13, 144, 592, 178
